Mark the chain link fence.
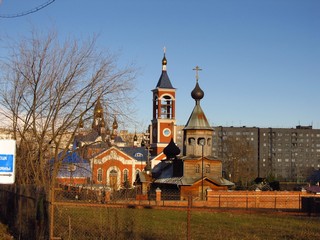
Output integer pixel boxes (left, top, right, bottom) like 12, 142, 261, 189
1, 184, 316, 239
0, 185, 48, 240
51, 184, 189, 239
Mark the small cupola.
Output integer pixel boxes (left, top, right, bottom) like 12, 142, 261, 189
163, 138, 181, 160
191, 82, 204, 103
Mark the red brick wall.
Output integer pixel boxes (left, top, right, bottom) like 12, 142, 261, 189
140, 190, 320, 210
206, 190, 318, 209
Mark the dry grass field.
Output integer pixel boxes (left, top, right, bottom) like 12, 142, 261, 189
52, 205, 320, 240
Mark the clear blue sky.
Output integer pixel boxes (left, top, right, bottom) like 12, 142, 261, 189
1, 0, 319, 132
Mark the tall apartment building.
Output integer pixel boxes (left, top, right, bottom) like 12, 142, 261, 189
176, 125, 320, 182
258, 126, 320, 182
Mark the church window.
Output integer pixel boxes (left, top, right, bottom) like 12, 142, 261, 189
205, 164, 210, 173
97, 168, 102, 182
154, 96, 159, 118
198, 138, 205, 146
188, 137, 195, 145
207, 138, 212, 146
123, 169, 128, 182
195, 164, 200, 173
160, 95, 173, 119
135, 152, 143, 158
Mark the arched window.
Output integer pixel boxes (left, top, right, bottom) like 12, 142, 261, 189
207, 138, 212, 146
160, 95, 173, 119
188, 137, 195, 146
123, 169, 128, 182
195, 164, 200, 173
134, 152, 143, 158
198, 138, 205, 146
97, 168, 102, 182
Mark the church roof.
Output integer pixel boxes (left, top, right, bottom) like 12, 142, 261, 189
155, 70, 174, 89
120, 147, 149, 162
184, 104, 213, 130
155, 52, 174, 89
75, 130, 100, 142
184, 76, 213, 130
114, 136, 124, 143
54, 151, 91, 178
136, 171, 152, 183
154, 176, 234, 187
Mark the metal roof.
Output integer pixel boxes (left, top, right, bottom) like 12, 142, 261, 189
120, 147, 149, 162
54, 151, 91, 178
184, 104, 213, 130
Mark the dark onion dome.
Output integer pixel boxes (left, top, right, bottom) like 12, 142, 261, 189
163, 138, 181, 160
191, 82, 204, 101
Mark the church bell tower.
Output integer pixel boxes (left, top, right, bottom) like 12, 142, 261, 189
150, 49, 176, 155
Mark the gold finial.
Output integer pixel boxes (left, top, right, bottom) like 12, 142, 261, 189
162, 47, 167, 70
193, 66, 202, 82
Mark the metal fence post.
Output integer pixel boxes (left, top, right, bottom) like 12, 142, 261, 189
49, 187, 55, 239
187, 195, 192, 240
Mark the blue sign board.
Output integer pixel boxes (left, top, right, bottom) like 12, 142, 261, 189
0, 154, 14, 172
0, 140, 16, 184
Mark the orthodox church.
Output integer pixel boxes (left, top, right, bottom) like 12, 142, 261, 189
147, 59, 234, 199
55, 50, 233, 198
55, 97, 149, 188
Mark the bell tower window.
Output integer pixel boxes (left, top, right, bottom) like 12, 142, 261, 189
154, 96, 159, 119
160, 95, 173, 119
188, 137, 195, 145
198, 138, 205, 146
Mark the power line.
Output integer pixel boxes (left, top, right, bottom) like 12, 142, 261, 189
0, 0, 55, 18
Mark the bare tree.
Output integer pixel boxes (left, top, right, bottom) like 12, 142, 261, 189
222, 135, 255, 187
0, 30, 136, 188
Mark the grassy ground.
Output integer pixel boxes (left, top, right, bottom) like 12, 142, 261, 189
52, 205, 320, 240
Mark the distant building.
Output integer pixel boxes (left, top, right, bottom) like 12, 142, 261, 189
175, 125, 320, 183
258, 126, 320, 182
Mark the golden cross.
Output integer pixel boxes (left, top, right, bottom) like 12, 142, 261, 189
193, 66, 202, 82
